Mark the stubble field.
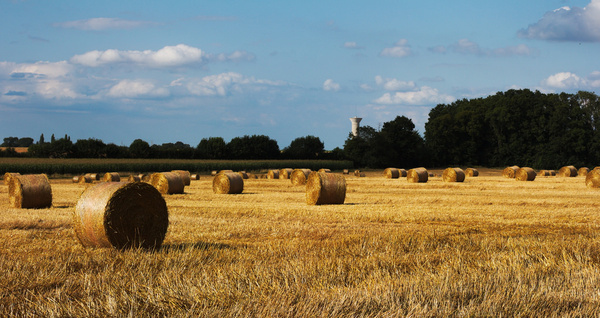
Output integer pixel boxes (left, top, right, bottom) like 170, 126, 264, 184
1, 168, 600, 317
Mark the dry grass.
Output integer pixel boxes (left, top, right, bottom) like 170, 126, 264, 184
1, 168, 600, 316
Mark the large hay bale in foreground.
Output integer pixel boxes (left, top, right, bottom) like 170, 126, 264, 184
306, 172, 346, 205
149, 172, 185, 194
3, 172, 20, 185
586, 169, 600, 188
103, 172, 120, 182
291, 169, 312, 186
502, 166, 520, 178
578, 167, 590, 177
171, 170, 191, 186
442, 167, 465, 182
213, 172, 244, 194
267, 170, 279, 179
559, 165, 577, 177
73, 182, 168, 249
465, 168, 479, 177
515, 167, 536, 181
383, 168, 400, 179
8, 174, 52, 209
407, 168, 428, 183
279, 168, 294, 179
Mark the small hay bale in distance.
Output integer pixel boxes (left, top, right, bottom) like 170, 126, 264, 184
213, 172, 244, 194
318, 168, 331, 173
442, 167, 465, 183
190, 174, 200, 180
149, 172, 185, 195
515, 167, 536, 181
465, 168, 479, 177
279, 168, 294, 179
586, 168, 600, 188
354, 170, 361, 177
8, 174, 52, 209
267, 170, 280, 179
73, 182, 168, 250
79, 175, 93, 184
72, 176, 80, 183
343, 169, 349, 175
103, 172, 120, 182
85, 173, 100, 181
538, 170, 551, 177
291, 169, 312, 186
383, 168, 400, 179
502, 166, 520, 178
559, 165, 578, 177
407, 167, 428, 183
172, 170, 191, 186
3, 172, 20, 185
398, 169, 408, 177
237, 171, 249, 179
128, 175, 141, 183
306, 171, 346, 205
578, 167, 590, 177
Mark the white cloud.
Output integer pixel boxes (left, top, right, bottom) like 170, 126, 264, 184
380, 39, 412, 58
185, 72, 281, 96
70, 44, 204, 67
518, 0, 600, 42
107, 80, 169, 98
10, 61, 73, 78
53, 17, 158, 31
374, 86, 454, 105
443, 39, 536, 57
0, 61, 78, 100
375, 76, 416, 91
323, 79, 340, 91
209, 50, 255, 62
343, 41, 363, 49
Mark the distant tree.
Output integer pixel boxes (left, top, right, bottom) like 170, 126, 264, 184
378, 115, 427, 167
39, 134, 45, 144
17, 137, 34, 147
129, 139, 152, 158
1, 137, 19, 147
74, 138, 107, 158
152, 142, 193, 159
51, 134, 56, 143
195, 137, 229, 159
343, 125, 379, 167
47, 137, 74, 158
283, 135, 324, 159
104, 143, 129, 158
227, 135, 280, 159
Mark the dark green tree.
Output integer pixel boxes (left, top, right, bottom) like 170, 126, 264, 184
283, 135, 324, 159
74, 138, 107, 158
227, 135, 280, 159
195, 137, 228, 159
129, 139, 152, 158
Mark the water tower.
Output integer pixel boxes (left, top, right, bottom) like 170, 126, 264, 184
349, 117, 362, 137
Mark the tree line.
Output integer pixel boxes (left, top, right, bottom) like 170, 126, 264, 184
2, 89, 599, 169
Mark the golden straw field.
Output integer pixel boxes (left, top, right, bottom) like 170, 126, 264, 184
1, 168, 600, 316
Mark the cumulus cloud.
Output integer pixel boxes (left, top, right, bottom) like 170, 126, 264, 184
374, 86, 454, 105
53, 17, 159, 31
70, 44, 204, 68
0, 61, 78, 100
437, 39, 536, 57
107, 80, 169, 98
518, 0, 600, 42
323, 79, 340, 91
375, 76, 416, 91
380, 39, 412, 58
541, 71, 600, 90
184, 72, 282, 96
10, 61, 73, 78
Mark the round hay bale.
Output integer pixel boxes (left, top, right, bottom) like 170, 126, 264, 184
211, 170, 218, 176
85, 173, 100, 181
407, 168, 428, 183
306, 172, 346, 205
3, 172, 20, 185
79, 175, 93, 184
128, 175, 141, 183
267, 170, 279, 179
73, 182, 168, 250
354, 170, 361, 177
213, 172, 244, 194
442, 167, 465, 182
103, 172, 120, 182
502, 166, 520, 178
398, 169, 407, 177
172, 170, 191, 186
578, 167, 590, 177
291, 169, 312, 186
549, 170, 556, 176
190, 174, 200, 180
279, 168, 294, 179
237, 171, 249, 179
219, 170, 233, 174
559, 165, 577, 177
383, 168, 400, 179
318, 168, 331, 173
538, 170, 550, 177
343, 169, 349, 175
149, 172, 185, 194
465, 168, 479, 177
515, 167, 536, 181
586, 168, 600, 188
8, 174, 52, 209
72, 176, 80, 183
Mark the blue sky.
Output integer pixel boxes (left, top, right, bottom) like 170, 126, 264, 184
1, 0, 599, 150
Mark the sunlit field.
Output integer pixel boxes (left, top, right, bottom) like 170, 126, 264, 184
1, 169, 600, 317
